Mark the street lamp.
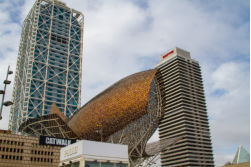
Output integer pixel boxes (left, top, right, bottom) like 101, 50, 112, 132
0, 66, 13, 120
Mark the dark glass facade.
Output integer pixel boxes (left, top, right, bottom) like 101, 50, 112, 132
9, 0, 83, 134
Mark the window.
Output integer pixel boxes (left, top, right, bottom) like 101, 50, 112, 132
101, 162, 113, 167
72, 162, 80, 167
85, 161, 99, 167
61, 162, 80, 167
115, 164, 128, 167
51, 34, 67, 44
59, 15, 64, 20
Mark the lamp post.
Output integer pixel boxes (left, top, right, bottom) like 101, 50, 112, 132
0, 66, 13, 120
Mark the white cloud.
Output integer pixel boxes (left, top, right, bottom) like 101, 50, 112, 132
207, 61, 250, 165
211, 62, 249, 92
0, 1, 22, 130
20, 0, 34, 21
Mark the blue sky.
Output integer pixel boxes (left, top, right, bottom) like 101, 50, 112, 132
0, 0, 249, 166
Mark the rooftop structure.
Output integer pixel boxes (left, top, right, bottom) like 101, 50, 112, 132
232, 145, 250, 164
59, 140, 129, 167
9, 0, 84, 134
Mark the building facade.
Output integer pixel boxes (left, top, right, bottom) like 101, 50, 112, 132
155, 47, 214, 166
0, 130, 61, 167
9, 0, 84, 133
59, 140, 129, 167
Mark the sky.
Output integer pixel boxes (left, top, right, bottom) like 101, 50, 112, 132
0, 0, 249, 166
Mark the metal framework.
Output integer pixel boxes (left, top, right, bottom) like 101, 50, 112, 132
106, 78, 162, 166
19, 69, 164, 166
19, 103, 77, 138
67, 69, 158, 140
9, 0, 84, 134
19, 112, 77, 138
141, 137, 182, 167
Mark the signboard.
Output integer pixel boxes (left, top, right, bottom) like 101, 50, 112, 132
39, 136, 76, 147
162, 50, 174, 59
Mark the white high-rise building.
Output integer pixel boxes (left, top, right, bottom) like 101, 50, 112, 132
155, 47, 214, 166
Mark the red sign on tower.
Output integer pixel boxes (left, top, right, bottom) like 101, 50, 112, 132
162, 50, 174, 59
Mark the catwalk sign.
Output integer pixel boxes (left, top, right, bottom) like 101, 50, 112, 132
39, 136, 76, 147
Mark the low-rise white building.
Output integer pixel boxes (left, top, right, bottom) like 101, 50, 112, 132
59, 140, 129, 167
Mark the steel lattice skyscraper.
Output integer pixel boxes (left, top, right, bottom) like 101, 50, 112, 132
9, 0, 84, 134
155, 48, 214, 166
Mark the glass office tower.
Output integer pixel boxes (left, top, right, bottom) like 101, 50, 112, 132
9, 0, 84, 134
